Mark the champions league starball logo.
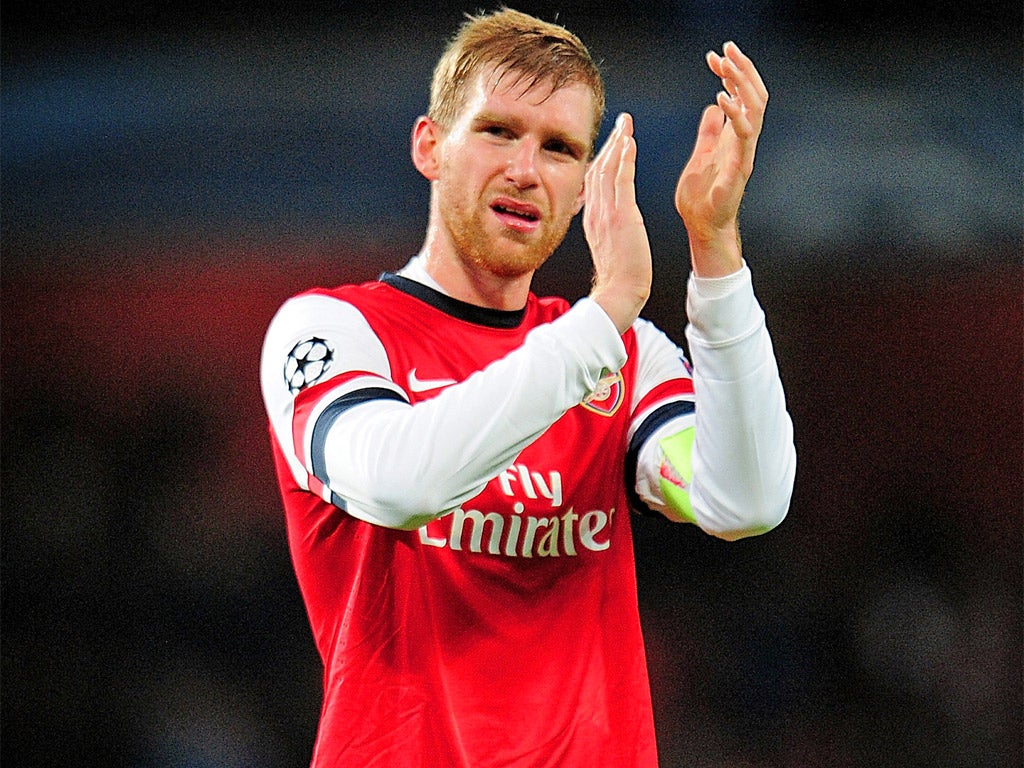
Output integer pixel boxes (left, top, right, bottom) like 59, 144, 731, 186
285, 337, 334, 394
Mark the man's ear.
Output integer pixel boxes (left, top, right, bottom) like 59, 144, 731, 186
411, 116, 442, 181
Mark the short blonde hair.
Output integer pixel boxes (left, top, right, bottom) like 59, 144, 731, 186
428, 7, 605, 155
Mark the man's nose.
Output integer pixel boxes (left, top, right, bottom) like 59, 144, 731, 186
504, 140, 540, 188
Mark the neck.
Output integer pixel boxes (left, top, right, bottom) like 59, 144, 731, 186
418, 231, 534, 312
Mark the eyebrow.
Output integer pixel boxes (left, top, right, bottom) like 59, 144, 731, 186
471, 111, 589, 158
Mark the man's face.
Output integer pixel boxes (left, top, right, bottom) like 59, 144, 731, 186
432, 68, 595, 278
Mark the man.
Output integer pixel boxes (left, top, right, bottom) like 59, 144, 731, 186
261, 7, 795, 767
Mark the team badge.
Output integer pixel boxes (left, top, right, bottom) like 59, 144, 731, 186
581, 370, 624, 417
284, 337, 334, 394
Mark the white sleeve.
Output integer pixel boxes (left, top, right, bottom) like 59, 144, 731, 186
262, 294, 627, 530
261, 293, 407, 498
680, 263, 797, 539
631, 264, 796, 538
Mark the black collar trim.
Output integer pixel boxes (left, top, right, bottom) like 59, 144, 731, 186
380, 272, 527, 329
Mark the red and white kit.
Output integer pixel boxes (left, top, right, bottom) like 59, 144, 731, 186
261, 256, 795, 768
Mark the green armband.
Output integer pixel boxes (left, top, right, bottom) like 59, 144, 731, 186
658, 427, 696, 524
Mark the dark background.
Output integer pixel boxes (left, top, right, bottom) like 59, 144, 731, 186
2, 2, 1021, 766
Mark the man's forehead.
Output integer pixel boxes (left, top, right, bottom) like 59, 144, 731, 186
481, 65, 559, 101
465, 65, 595, 118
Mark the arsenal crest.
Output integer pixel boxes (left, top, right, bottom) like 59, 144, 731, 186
581, 370, 624, 417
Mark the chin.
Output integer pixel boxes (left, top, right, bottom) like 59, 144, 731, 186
449, 218, 565, 280
474, 251, 551, 279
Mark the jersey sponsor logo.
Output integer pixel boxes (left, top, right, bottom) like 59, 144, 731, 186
418, 503, 615, 557
284, 337, 334, 394
417, 464, 614, 557
407, 368, 458, 393
581, 370, 624, 417
498, 464, 562, 507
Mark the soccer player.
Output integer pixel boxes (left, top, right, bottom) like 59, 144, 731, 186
261, 7, 796, 767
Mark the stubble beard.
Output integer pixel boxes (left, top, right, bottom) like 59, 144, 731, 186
440, 189, 571, 280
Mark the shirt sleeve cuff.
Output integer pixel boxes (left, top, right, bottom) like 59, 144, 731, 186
690, 262, 751, 300
686, 262, 765, 349
569, 297, 629, 376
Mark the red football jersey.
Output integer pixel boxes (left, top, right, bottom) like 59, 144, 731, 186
264, 271, 697, 768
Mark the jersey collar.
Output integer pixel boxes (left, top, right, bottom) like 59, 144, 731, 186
380, 272, 527, 329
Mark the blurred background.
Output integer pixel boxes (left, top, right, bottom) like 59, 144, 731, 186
2, 1, 1021, 766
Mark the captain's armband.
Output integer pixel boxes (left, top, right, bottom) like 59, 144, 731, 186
658, 427, 696, 524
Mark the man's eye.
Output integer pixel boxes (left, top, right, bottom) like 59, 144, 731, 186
546, 141, 578, 159
484, 126, 512, 138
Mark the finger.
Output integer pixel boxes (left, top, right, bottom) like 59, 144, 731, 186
590, 112, 625, 173
705, 49, 725, 79
710, 47, 766, 138
584, 113, 625, 228
714, 92, 752, 140
708, 43, 767, 119
586, 113, 629, 207
707, 49, 747, 124
693, 104, 725, 155
613, 113, 638, 207
585, 122, 613, 202
721, 41, 768, 105
721, 64, 764, 122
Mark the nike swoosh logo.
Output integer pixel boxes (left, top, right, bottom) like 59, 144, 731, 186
407, 368, 458, 393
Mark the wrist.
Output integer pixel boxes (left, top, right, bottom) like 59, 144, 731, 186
686, 222, 743, 278
589, 283, 649, 335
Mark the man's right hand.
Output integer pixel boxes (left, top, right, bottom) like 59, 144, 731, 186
584, 113, 652, 335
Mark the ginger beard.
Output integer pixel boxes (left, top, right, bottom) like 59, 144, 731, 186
436, 175, 576, 279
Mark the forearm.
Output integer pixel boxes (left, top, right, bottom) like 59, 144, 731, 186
321, 298, 627, 529
683, 265, 796, 538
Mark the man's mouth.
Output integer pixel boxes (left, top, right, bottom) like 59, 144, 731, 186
491, 197, 541, 232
